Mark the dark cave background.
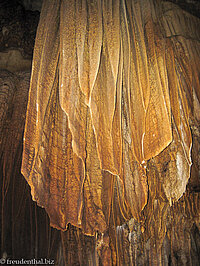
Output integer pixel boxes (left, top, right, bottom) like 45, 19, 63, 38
0, 0, 199, 265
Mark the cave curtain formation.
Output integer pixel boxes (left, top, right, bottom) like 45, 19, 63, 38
17, 0, 200, 264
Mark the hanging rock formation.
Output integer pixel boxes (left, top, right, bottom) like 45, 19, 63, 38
0, 0, 199, 265
22, 0, 199, 232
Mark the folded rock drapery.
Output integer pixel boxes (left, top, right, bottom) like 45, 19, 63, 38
21, 0, 199, 236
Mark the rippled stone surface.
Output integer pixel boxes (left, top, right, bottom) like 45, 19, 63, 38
0, 0, 199, 265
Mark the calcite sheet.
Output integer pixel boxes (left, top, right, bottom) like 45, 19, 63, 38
21, 0, 199, 238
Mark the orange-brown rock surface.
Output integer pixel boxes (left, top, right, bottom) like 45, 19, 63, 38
0, 0, 199, 265
21, 0, 199, 234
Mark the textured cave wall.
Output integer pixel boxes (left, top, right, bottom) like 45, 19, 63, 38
0, 0, 39, 72
0, 0, 200, 265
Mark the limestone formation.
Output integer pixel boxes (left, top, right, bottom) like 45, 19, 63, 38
0, 0, 199, 265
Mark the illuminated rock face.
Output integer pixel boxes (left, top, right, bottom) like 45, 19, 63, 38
21, 0, 198, 233
0, 0, 200, 265
0, 71, 199, 265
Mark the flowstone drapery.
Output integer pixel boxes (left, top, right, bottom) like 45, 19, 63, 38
1, 0, 199, 264
21, 0, 199, 233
